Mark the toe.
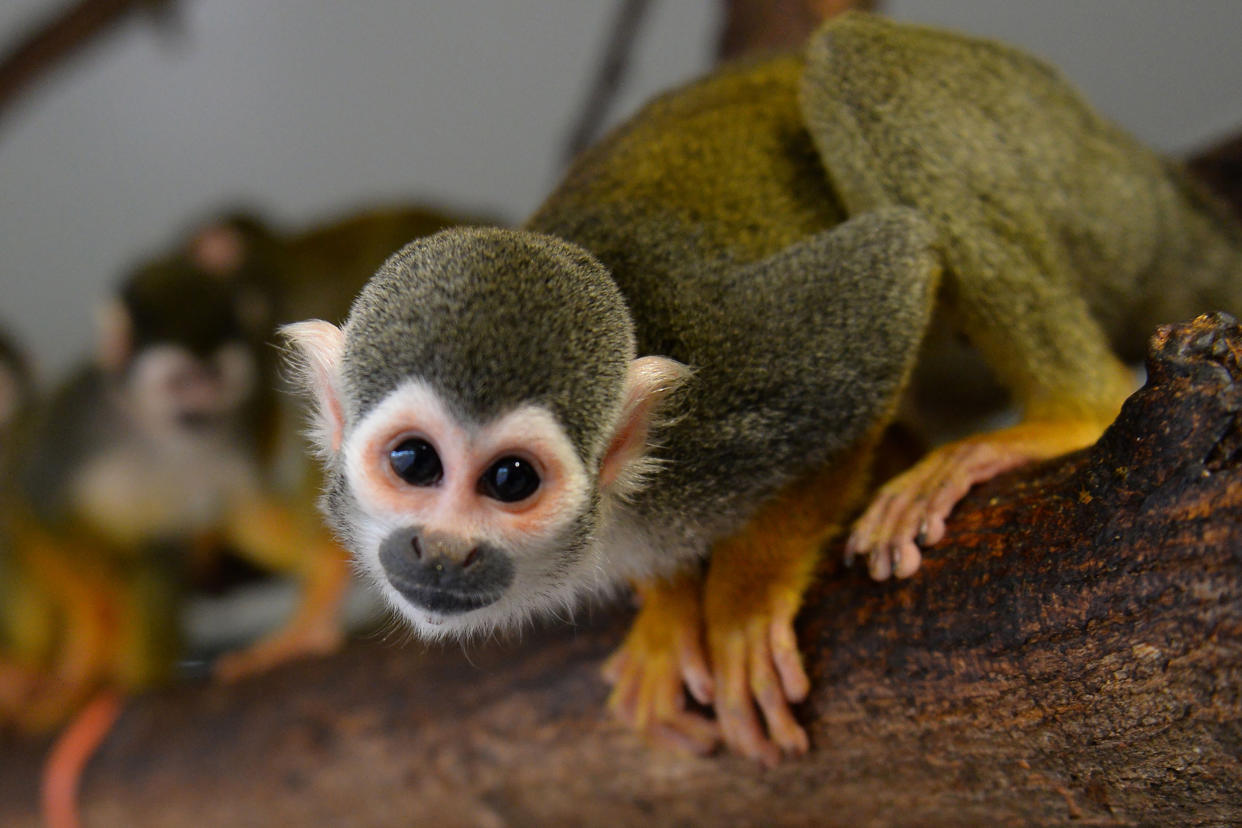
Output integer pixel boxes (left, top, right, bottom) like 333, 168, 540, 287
747, 623, 808, 757
675, 624, 714, 705
768, 616, 809, 703
714, 632, 781, 766
649, 713, 720, 756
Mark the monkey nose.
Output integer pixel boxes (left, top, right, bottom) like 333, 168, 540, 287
421, 530, 479, 567
379, 527, 514, 616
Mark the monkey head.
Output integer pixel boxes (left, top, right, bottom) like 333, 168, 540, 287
284, 227, 688, 639
96, 217, 280, 445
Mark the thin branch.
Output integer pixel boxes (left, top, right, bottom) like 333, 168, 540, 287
0, 0, 179, 128
560, 0, 655, 163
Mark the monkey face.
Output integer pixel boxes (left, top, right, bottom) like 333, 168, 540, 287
122, 343, 257, 442
284, 284, 688, 641
339, 379, 598, 638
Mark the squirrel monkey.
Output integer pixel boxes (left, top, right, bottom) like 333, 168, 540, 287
17, 205, 469, 687
0, 331, 123, 735
283, 14, 1242, 765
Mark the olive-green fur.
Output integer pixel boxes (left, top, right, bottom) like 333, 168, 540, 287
344, 228, 634, 460
799, 14, 1242, 416
333, 13, 1242, 558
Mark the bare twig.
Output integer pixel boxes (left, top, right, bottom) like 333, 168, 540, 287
560, 0, 655, 163
0, 0, 179, 128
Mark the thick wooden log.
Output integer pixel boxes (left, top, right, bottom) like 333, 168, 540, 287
1, 313, 1240, 826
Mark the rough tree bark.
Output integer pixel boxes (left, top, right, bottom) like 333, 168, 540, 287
1, 309, 1240, 825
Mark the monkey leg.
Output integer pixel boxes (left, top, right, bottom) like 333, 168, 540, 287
214, 498, 349, 681
847, 271, 1138, 580
3, 529, 123, 731
704, 446, 872, 766
601, 570, 719, 755
848, 415, 1125, 580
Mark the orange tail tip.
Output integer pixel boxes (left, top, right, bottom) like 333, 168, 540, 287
41, 689, 125, 828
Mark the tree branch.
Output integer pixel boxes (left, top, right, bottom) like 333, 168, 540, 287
0, 0, 179, 128
3, 311, 1240, 826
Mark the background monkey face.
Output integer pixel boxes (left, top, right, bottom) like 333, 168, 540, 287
121, 342, 256, 441
99, 225, 275, 448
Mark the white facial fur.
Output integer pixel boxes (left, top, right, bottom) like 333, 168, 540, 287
283, 318, 692, 641
341, 378, 607, 639
122, 343, 255, 444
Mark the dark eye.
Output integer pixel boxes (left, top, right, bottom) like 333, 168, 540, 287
480, 456, 540, 503
389, 438, 442, 486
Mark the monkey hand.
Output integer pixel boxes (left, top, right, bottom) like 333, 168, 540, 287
847, 419, 1114, 580
219, 504, 352, 681
601, 572, 719, 755
703, 570, 811, 767
213, 613, 344, 683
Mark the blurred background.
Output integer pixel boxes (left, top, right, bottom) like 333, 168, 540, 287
1, 0, 1241, 381
1, 4, 1240, 821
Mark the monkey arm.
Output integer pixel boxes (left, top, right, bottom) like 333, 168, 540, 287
601, 213, 942, 762
601, 569, 718, 755
213, 498, 349, 681
702, 439, 877, 766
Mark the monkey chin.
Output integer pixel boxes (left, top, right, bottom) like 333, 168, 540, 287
362, 545, 615, 644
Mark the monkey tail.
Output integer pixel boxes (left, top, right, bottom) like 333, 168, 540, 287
40, 688, 125, 828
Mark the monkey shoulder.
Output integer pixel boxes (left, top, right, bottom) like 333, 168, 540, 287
622, 210, 941, 537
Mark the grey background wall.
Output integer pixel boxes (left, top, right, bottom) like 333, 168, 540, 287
1, 1, 1240, 380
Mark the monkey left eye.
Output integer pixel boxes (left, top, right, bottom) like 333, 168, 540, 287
479, 457, 541, 503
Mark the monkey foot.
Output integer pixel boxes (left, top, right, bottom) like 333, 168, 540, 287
846, 437, 1039, 580
213, 619, 344, 683
707, 592, 810, 767
601, 575, 718, 755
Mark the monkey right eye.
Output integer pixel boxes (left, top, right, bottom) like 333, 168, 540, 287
389, 438, 443, 486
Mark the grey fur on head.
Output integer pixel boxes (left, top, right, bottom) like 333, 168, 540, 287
341, 227, 636, 464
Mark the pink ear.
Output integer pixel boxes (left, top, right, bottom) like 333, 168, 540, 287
599, 356, 691, 493
281, 320, 347, 455
95, 300, 133, 373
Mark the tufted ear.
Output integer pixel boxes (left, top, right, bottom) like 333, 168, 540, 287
598, 355, 691, 496
281, 320, 347, 457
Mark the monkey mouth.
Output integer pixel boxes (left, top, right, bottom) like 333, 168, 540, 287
378, 530, 515, 617
176, 408, 226, 430
384, 574, 507, 616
